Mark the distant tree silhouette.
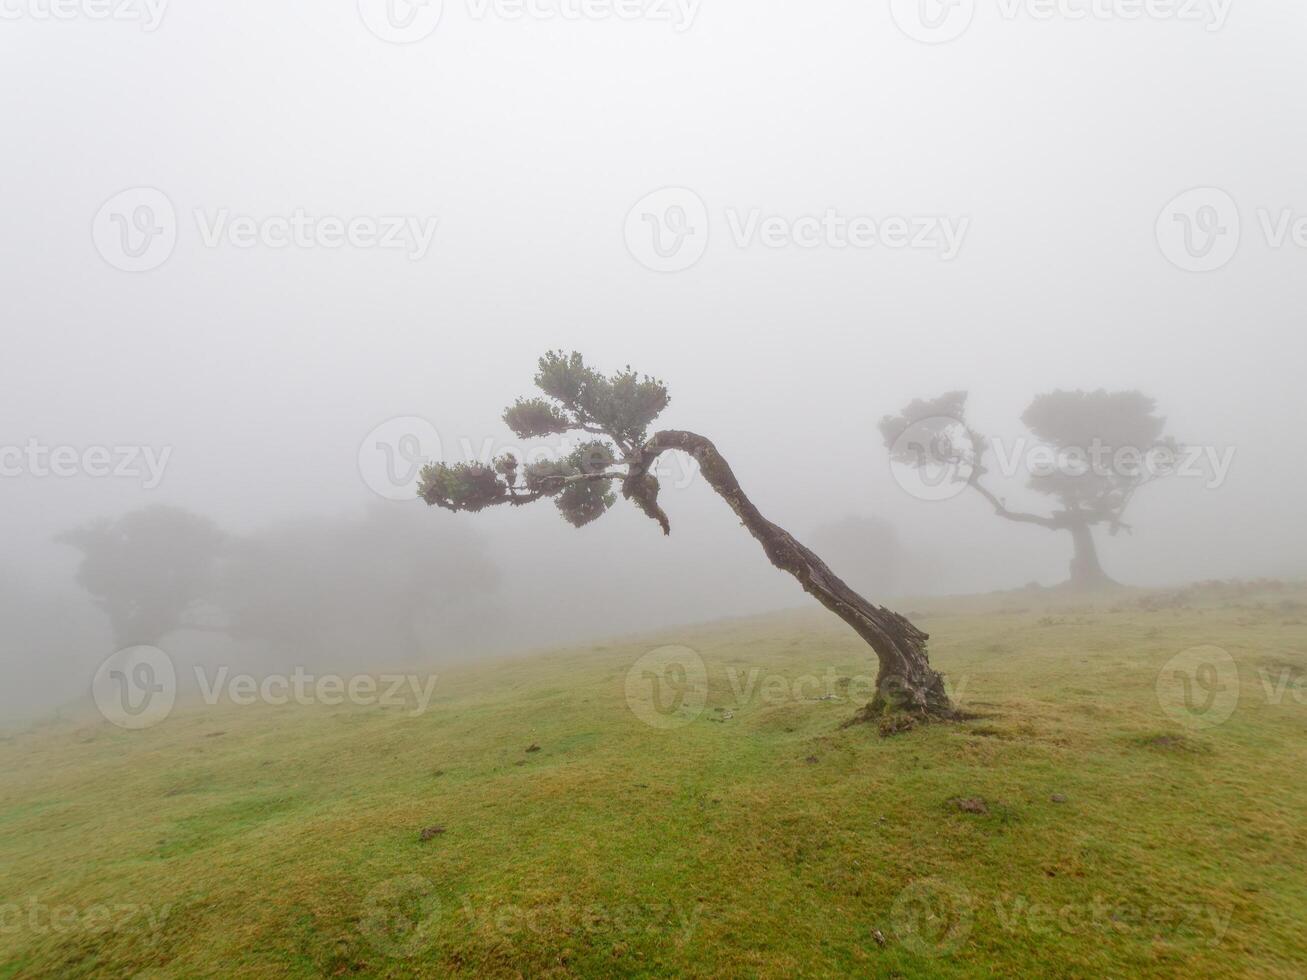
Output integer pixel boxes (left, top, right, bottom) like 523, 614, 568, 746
882, 389, 1179, 589
60, 504, 500, 660
57, 505, 224, 647
218, 504, 499, 661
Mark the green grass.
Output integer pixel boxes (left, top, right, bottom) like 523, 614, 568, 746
2, 583, 1306, 977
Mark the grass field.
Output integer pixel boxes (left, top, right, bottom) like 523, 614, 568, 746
2, 581, 1305, 978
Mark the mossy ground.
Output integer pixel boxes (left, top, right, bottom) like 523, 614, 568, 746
2, 583, 1304, 977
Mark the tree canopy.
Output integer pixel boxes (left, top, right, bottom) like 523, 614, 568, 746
420, 350, 670, 529
881, 388, 1180, 587
56, 505, 225, 648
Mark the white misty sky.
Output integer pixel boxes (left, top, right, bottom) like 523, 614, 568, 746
2, 1, 1305, 619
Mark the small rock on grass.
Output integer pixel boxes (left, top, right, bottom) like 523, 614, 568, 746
1051, 793, 1068, 804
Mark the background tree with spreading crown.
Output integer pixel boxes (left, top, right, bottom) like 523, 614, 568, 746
881, 389, 1179, 589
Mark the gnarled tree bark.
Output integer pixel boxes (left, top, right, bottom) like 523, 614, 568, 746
624, 430, 954, 720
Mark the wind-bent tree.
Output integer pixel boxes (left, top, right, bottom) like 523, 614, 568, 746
56, 505, 225, 647
418, 351, 954, 721
881, 389, 1178, 589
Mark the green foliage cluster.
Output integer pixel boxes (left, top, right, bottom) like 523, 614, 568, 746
419, 352, 668, 528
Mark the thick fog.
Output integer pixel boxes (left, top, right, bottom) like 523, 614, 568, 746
3, 2, 1305, 723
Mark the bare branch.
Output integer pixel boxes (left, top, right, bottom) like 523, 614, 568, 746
965, 475, 1062, 530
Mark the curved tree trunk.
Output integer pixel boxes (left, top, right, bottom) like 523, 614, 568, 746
624, 430, 954, 721
1066, 521, 1113, 590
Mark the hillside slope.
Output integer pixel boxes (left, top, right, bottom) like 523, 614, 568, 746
2, 584, 1305, 977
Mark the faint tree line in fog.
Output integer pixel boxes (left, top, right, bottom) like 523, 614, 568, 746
56, 503, 500, 661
